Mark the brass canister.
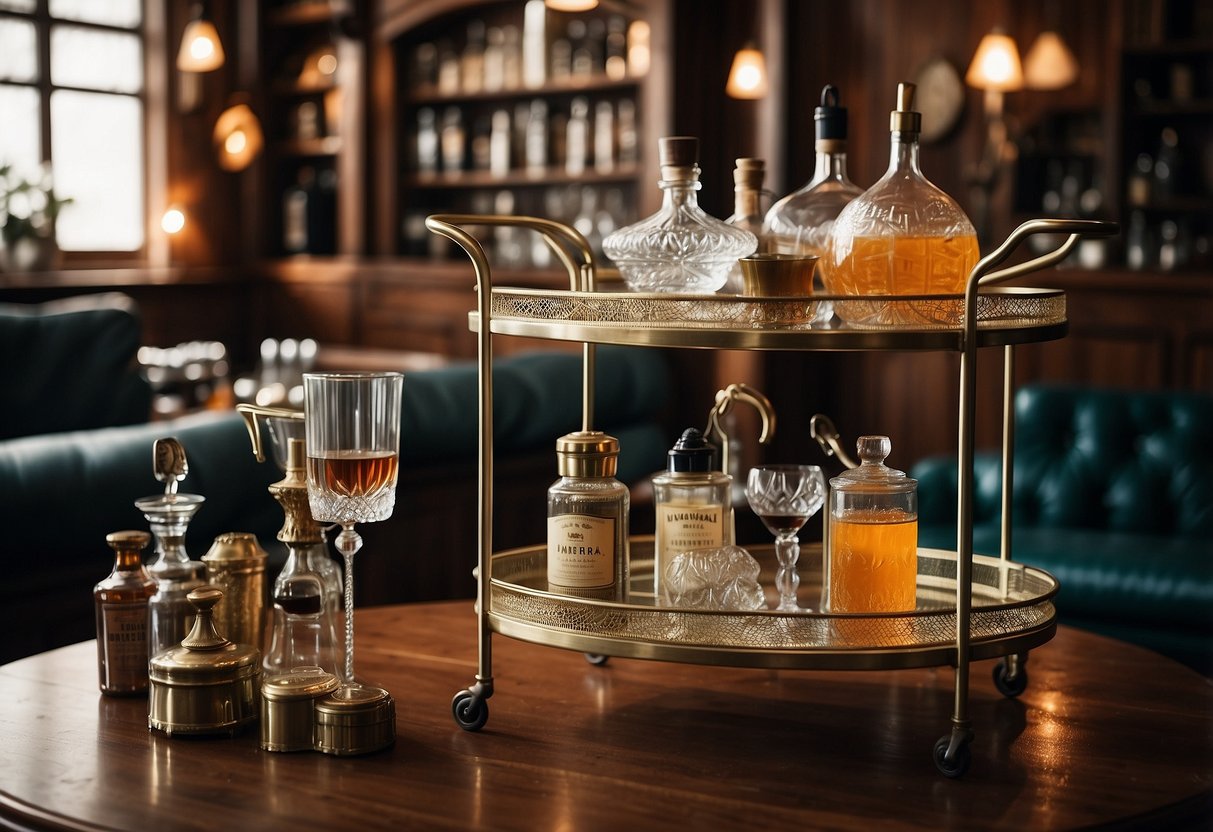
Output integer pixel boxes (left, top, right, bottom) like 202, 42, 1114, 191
148, 586, 262, 736
260, 668, 340, 753
314, 686, 396, 756
202, 532, 268, 651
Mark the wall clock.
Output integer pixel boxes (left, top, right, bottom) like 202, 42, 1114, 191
914, 56, 965, 143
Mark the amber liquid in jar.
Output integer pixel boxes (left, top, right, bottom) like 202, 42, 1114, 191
828, 510, 918, 613
94, 532, 157, 695
829, 234, 979, 296
307, 451, 399, 522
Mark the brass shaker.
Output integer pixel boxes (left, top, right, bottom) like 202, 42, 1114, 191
202, 532, 268, 650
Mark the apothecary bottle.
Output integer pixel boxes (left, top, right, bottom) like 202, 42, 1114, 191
828, 83, 978, 323
723, 158, 768, 294
264, 573, 341, 679
652, 428, 733, 598
135, 492, 205, 658
547, 431, 629, 601
94, 530, 157, 695
602, 136, 757, 293
764, 85, 864, 319
826, 436, 917, 613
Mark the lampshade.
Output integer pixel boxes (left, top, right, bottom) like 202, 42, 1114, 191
726, 44, 769, 99
545, 0, 598, 10
1024, 31, 1079, 90
177, 16, 225, 73
965, 31, 1023, 92
213, 103, 264, 171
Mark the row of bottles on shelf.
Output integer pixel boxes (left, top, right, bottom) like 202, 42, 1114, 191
402, 184, 635, 265
1123, 125, 1212, 270
282, 165, 337, 255
413, 95, 638, 179
408, 2, 649, 95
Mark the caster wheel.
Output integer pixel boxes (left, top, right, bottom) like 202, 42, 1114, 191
933, 735, 971, 779
452, 690, 489, 732
584, 653, 609, 666
993, 659, 1029, 698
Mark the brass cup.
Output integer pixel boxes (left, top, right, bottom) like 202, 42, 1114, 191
739, 254, 819, 297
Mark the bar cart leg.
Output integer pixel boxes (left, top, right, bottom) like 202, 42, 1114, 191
993, 652, 1029, 698
934, 721, 975, 778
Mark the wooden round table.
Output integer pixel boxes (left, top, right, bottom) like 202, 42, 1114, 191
1, 601, 1209, 830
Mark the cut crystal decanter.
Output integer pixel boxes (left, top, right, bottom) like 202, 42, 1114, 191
603, 136, 757, 293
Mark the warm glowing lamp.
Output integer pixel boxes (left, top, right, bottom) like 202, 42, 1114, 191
161, 207, 186, 235
725, 43, 769, 99
965, 30, 1023, 93
177, 4, 225, 73
213, 102, 265, 172
965, 30, 1023, 246
545, 0, 598, 10
1024, 31, 1079, 90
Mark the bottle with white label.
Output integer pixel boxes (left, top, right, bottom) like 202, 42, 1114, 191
547, 431, 629, 601
652, 428, 733, 598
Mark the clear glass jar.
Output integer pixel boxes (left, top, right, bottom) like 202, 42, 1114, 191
828, 83, 979, 325
547, 431, 629, 601
264, 573, 341, 679
652, 428, 733, 598
826, 436, 917, 613
764, 85, 864, 320
603, 136, 757, 293
135, 493, 205, 657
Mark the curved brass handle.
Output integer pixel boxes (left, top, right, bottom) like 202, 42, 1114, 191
706, 383, 776, 477
425, 213, 597, 291
236, 403, 303, 463
810, 413, 858, 470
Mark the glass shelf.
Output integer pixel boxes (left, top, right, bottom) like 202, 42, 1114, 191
487, 539, 1058, 670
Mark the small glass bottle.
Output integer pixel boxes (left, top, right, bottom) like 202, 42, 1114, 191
135, 492, 205, 658
94, 530, 157, 695
828, 83, 979, 324
764, 85, 864, 320
264, 574, 341, 679
723, 157, 767, 293
603, 136, 757, 293
547, 431, 629, 601
826, 436, 917, 614
651, 428, 733, 598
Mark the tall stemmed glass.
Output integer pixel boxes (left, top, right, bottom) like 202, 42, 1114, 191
746, 465, 826, 612
304, 371, 402, 692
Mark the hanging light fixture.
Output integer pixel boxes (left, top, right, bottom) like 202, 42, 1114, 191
545, 0, 598, 10
177, 2, 225, 73
725, 42, 769, 99
1023, 31, 1079, 90
213, 99, 265, 171
965, 30, 1023, 93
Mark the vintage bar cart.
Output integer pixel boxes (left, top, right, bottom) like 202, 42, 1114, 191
425, 214, 1116, 778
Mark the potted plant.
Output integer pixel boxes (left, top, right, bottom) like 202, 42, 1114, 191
0, 163, 73, 273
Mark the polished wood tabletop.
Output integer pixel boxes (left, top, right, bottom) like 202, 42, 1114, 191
2, 600, 1210, 831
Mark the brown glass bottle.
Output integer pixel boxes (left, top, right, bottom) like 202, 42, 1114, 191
94, 530, 156, 695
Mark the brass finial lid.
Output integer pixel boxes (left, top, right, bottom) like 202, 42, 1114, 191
890, 82, 922, 135
555, 430, 620, 478
202, 531, 268, 565
149, 585, 261, 681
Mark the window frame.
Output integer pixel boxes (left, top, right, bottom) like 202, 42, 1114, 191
0, 0, 156, 266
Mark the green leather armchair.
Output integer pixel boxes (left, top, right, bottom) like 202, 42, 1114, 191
913, 384, 1213, 674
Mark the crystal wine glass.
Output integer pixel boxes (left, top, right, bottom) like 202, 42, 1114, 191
304, 371, 402, 693
746, 465, 826, 612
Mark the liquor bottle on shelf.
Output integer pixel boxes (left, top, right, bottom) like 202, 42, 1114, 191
546, 431, 629, 602
440, 107, 465, 175
550, 36, 572, 81
723, 157, 767, 293
489, 109, 511, 178
461, 20, 486, 94
483, 26, 504, 92
437, 39, 459, 94
94, 530, 156, 695
617, 99, 638, 164
566, 97, 589, 175
594, 100, 614, 173
416, 107, 439, 177
502, 24, 522, 89
828, 83, 978, 324
413, 42, 437, 89
525, 99, 548, 174
603, 136, 757, 293
764, 85, 863, 316
471, 114, 492, 171
522, 0, 546, 88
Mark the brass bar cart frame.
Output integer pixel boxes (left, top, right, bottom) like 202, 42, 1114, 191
425, 213, 1116, 776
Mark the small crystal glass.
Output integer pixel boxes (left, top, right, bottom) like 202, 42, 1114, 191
745, 464, 826, 612
304, 371, 402, 695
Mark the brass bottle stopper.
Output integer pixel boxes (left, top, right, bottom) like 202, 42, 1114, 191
890, 81, 922, 136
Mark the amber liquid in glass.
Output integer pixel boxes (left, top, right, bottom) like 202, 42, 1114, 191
829, 510, 917, 613
830, 234, 979, 296
307, 451, 399, 522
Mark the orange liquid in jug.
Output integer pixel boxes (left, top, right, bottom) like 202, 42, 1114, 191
829, 510, 918, 613
828, 234, 979, 296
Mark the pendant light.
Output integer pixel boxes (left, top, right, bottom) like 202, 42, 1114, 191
177, 2, 225, 73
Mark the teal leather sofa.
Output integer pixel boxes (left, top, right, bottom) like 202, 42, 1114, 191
0, 295, 670, 663
913, 384, 1213, 674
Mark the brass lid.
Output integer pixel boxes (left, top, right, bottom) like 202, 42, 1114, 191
149, 585, 261, 685
889, 82, 922, 136
202, 532, 268, 565
262, 667, 340, 702
555, 431, 620, 478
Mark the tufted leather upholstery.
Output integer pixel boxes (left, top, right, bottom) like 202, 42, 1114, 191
913, 384, 1213, 674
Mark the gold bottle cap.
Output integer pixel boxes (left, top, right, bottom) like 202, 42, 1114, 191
555, 430, 620, 478
889, 82, 922, 135
202, 531, 268, 566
